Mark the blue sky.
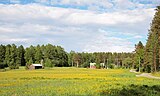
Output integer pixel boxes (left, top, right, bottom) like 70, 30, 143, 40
0, 0, 159, 52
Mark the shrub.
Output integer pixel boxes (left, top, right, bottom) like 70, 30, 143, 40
96, 63, 100, 69
0, 63, 5, 69
109, 64, 115, 69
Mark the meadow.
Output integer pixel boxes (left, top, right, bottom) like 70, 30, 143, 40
0, 67, 160, 96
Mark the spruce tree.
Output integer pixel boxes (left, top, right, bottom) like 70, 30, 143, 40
35, 45, 43, 63
144, 32, 153, 72
134, 41, 144, 72
145, 6, 160, 72
0, 45, 6, 68
17, 45, 25, 66
10, 44, 18, 69
5, 44, 11, 68
25, 45, 35, 68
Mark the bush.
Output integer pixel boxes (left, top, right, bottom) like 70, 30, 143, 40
45, 58, 53, 67
96, 63, 100, 69
146, 65, 151, 73
109, 64, 115, 69
0, 63, 5, 69
82, 62, 89, 68
101, 84, 160, 96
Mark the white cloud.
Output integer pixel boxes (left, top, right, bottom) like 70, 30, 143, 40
0, 4, 154, 26
0, 4, 156, 52
83, 31, 134, 52
133, 35, 143, 39
0, 27, 14, 33
114, 0, 135, 9
65, 9, 153, 25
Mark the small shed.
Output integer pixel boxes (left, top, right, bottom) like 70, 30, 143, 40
100, 63, 105, 68
29, 64, 43, 70
90, 63, 96, 69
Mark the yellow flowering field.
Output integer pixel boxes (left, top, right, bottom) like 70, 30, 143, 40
0, 67, 160, 96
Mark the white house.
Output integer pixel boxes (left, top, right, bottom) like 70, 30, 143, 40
90, 63, 96, 69
100, 63, 105, 68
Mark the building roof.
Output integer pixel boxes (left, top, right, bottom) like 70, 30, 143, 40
100, 63, 105, 66
32, 64, 42, 66
90, 63, 96, 66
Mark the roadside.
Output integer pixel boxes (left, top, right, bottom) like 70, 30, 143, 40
130, 69, 160, 80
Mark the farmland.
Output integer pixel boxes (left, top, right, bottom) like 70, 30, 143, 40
0, 68, 160, 96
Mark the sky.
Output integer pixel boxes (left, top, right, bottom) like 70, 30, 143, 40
0, 0, 159, 52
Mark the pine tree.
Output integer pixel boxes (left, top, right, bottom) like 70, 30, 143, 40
0, 45, 6, 69
10, 44, 18, 69
35, 45, 43, 63
144, 32, 153, 72
17, 45, 25, 66
134, 41, 144, 72
25, 45, 35, 68
5, 44, 11, 68
145, 6, 160, 72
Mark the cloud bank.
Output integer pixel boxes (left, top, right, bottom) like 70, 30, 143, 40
0, 0, 157, 52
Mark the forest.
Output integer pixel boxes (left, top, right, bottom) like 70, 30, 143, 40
0, 6, 160, 73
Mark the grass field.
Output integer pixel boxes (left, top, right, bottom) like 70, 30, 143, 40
0, 67, 160, 96
152, 72, 160, 77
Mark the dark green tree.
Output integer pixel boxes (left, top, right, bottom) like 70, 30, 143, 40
0, 45, 6, 69
134, 41, 144, 72
144, 6, 160, 72
123, 57, 132, 69
35, 45, 43, 63
17, 45, 25, 66
9, 44, 18, 69
5, 44, 11, 67
56, 46, 68, 67
25, 45, 35, 68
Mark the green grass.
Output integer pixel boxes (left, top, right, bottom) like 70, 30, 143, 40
152, 72, 160, 77
0, 67, 160, 96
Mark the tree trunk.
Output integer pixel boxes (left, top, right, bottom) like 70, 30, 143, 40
107, 59, 108, 69
153, 48, 157, 72
139, 57, 141, 72
72, 60, 73, 67
76, 61, 79, 68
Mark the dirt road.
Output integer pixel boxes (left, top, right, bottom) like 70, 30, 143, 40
130, 69, 160, 80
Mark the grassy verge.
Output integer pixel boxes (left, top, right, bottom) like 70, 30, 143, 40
152, 72, 160, 77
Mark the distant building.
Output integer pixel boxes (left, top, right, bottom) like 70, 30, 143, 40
90, 63, 96, 69
100, 63, 105, 68
29, 64, 43, 70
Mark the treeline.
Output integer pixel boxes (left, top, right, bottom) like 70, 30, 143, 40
134, 6, 160, 73
0, 43, 134, 69
68, 51, 134, 68
0, 41, 159, 73
0, 44, 68, 69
